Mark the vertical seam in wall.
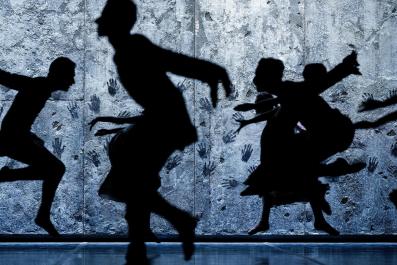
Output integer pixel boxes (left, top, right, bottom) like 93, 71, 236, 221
303, 0, 307, 65
193, 0, 197, 242
302, 0, 307, 236
193, 0, 197, 217
375, 1, 383, 234
82, 0, 87, 238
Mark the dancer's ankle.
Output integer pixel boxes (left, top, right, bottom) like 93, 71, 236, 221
35, 212, 60, 237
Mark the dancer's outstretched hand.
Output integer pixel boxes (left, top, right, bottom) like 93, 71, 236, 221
234, 103, 254, 112
235, 119, 249, 133
89, 118, 101, 130
220, 69, 232, 98
343, 50, 362, 75
208, 67, 232, 108
94, 129, 111, 136
208, 80, 219, 108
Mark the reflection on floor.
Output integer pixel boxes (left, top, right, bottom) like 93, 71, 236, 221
0, 242, 396, 265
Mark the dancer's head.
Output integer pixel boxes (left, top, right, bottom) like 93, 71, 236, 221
47, 57, 76, 91
253, 58, 284, 93
96, 0, 137, 38
303, 63, 327, 86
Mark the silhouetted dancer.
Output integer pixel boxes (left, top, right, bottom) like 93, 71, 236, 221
234, 61, 337, 235
94, 0, 231, 264
296, 61, 397, 171
234, 53, 372, 236
0, 57, 76, 236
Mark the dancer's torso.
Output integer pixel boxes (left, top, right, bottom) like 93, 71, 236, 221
113, 34, 197, 149
1, 77, 51, 137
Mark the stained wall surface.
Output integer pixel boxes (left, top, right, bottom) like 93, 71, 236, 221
0, 0, 396, 236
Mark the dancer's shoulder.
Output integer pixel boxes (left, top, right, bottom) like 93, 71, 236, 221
130, 34, 152, 45
281, 80, 306, 94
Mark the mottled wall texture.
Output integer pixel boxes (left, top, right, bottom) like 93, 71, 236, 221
0, 0, 396, 236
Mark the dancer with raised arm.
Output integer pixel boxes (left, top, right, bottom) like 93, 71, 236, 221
234, 52, 388, 235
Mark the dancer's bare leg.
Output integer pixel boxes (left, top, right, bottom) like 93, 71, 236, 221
0, 140, 64, 236
249, 195, 271, 235
310, 197, 339, 236
150, 192, 197, 261
318, 158, 366, 177
125, 199, 151, 265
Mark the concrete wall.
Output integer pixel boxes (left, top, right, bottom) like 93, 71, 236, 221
0, 0, 396, 236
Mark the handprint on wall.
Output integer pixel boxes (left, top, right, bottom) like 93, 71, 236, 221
222, 130, 236, 144
203, 161, 216, 177
52, 121, 63, 131
221, 176, 241, 190
241, 144, 253, 162
52, 138, 66, 159
232, 112, 244, 124
67, 102, 79, 119
88, 95, 101, 114
176, 81, 187, 92
87, 150, 101, 167
248, 165, 258, 174
118, 110, 133, 117
165, 155, 182, 173
198, 98, 212, 113
197, 143, 209, 159
387, 165, 397, 176
367, 157, 378, 173
107, 78, 119, 96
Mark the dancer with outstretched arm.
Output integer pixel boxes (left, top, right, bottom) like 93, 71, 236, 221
93, 1, 231, 264
0, 57, 76, 236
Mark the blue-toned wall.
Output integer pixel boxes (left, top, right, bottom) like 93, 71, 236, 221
0, 0, 396, 236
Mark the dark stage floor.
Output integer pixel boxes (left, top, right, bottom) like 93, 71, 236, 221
0, 242, 396, 264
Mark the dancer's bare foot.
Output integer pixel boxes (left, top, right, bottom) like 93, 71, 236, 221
35, 214, 60, 237
125, 243, 150, 265
314, 221, 339, 236
248, 222, 269, 235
